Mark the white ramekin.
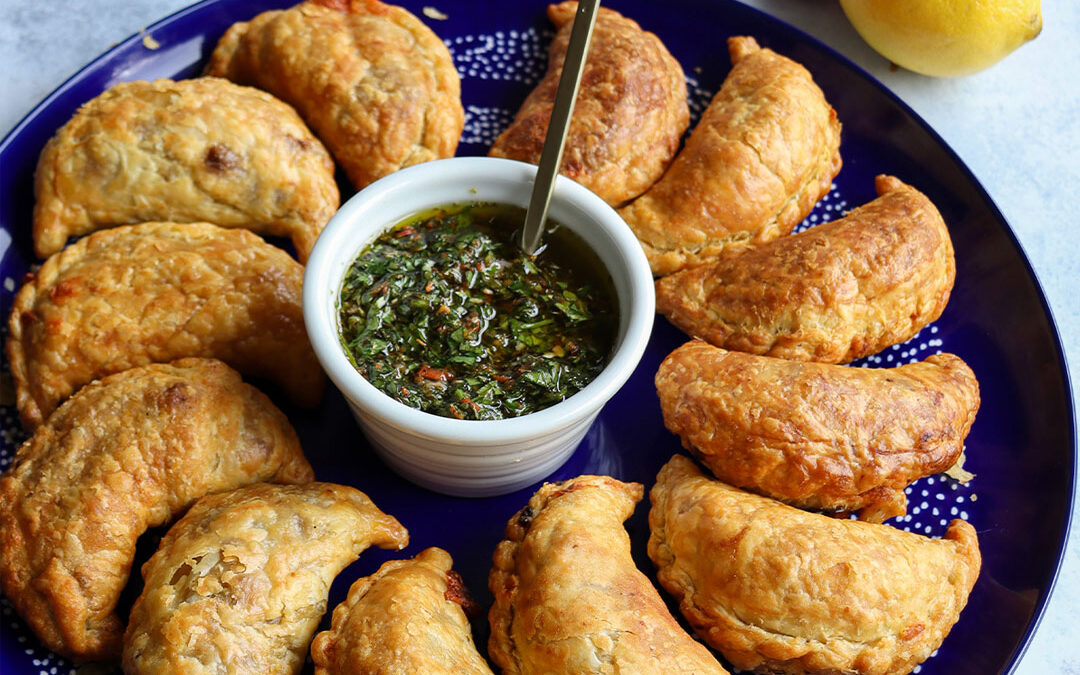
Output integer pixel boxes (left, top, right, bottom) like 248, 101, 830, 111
303, 157, 654, 497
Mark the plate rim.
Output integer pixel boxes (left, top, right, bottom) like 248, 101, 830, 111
0, 1, 1075, 673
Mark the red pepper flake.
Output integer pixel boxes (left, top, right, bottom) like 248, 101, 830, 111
418, 365, 452, 381
394, 227, 415, 238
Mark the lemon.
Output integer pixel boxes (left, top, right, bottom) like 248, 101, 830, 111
839, 0, 1042, 77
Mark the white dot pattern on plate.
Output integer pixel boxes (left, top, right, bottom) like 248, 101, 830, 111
2, 598, 75, 675
684, 74, 714, 127
461, 104, 517, 146
796, 184, 848, 232
0, 26, 975, 675
446, 28, 550, 84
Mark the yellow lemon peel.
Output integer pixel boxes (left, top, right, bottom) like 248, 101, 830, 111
840, 0, 1042, 77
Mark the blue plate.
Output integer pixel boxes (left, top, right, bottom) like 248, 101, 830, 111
0, 1, 1074, 673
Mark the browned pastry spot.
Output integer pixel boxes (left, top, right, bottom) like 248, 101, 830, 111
32, 77, 338, 262
656, 175, 955, 363
206, 0, 463, 190
620, 35, 842, 275
656, 340, 980, 522
648, 455, 981, 675
122, 482, 408, 675
489, 474, 729, 674
489, 1, 689, 206
310, 547, 493, 675
0, 359, 312, 662
6, 221, 323, 430
204, 144, 241, 172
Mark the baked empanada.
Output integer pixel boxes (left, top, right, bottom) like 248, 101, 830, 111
656, 175, 955, 363
656, 341, 980, 522
489, 475, 729, 674
122, 482, 409, 675
310, 547, 493, 675
206, 0, 463, 190
619, 35, 842, 275
7, 221, 322, 430
32, 77, 338, 261
649, 455, 981, 675
0, 359, 312, 662
488, 1, 689, 206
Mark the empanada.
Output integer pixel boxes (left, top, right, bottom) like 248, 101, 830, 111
656, 341, 980, 522
489, 475, 729, 674
656, 175, 955, 363
619, 36, 842, 275
7, 221, 322, 430
32, 77, 338, 261
649, 455, 981, 675
488, 1, 689, 206
310, 547, 493, 675
206, 0, 463, 190
0, 358, 312, 662
122, 482, 409, 675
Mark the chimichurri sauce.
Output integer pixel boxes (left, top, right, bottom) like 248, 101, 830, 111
338, 202, 618, 420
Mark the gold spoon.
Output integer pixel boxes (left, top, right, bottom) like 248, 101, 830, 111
520, 0, 601, 255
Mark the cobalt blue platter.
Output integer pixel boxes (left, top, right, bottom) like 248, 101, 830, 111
0, 1, 1074, 674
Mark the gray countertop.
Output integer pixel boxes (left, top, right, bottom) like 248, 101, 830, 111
2, 0, 1077, 672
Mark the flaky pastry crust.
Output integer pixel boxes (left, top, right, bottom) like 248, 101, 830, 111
122, 482, 409, 675
206, 0, 463, 190
649, 456, 981, 675
489, 474, 728, 674
7, 221, 323, 430
656, 175, 955, 363
310, 547, 493, 675
489, 1, 689, 206
0, 359, 312, 662
656, 341, 981, 522
32, 77, 338, 261
620, 35, 842, 275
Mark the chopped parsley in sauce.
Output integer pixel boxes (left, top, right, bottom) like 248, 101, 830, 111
338, 203, 618, 420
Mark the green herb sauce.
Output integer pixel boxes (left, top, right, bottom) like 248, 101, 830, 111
338, 202, 618, 420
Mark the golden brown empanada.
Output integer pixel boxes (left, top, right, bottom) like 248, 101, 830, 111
656, 341, 980, 522
0, 359, 312, 662
656, 175, 955, 363
619, 35, 842, 275
7, 221, 322, 430
489, 475, 729, 674
122, 482, 409, 675
310, 547, 493, 675
649, 455, 981, 675
32, 77, 338, 262
206, 0, 463, 190
488, 1, 689, 206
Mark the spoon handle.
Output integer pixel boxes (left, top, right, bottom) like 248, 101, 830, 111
520, 0, 601, 255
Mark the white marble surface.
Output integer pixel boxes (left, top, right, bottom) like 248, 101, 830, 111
1, 0, 1076, 672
